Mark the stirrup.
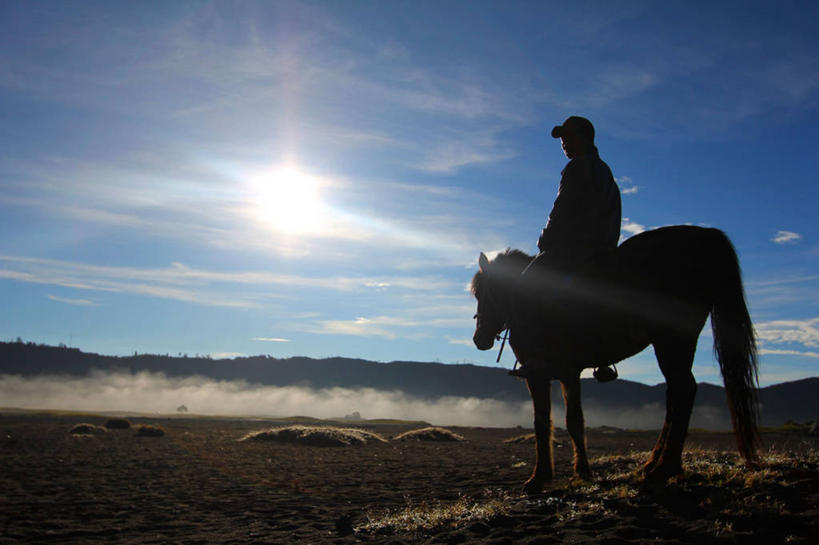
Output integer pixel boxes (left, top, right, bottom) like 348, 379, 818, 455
593, 364, 618, 382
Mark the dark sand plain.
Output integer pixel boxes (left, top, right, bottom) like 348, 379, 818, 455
1, 413, 817, 544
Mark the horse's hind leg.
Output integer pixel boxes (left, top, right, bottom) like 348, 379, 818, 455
561, 376, 590, 480
524, 377, 553, 494
646, 337, 698, 482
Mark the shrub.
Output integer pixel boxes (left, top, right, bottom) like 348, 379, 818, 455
393, 427, 466, 442
104, 418, 131, 430
239, 425, 387, 447
135, 424, 165, 437
69, 423, 108, 435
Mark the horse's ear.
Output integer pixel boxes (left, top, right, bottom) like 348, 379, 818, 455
478, 252, 490, 272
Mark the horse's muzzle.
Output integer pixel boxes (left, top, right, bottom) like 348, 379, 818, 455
473, 331, 495, 351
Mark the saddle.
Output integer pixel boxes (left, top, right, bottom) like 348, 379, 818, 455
510, 251, 621, 381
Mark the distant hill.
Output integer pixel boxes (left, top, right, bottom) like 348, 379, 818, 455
1, 341, 816, 428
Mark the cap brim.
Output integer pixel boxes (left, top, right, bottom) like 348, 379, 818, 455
551, 126, 563, 138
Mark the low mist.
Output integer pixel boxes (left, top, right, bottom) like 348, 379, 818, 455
0, 371, 729, 430
0, 371, 533, 427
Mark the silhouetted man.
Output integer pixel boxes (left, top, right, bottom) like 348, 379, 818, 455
537, 115, 621, 272
512, 116, 621, 380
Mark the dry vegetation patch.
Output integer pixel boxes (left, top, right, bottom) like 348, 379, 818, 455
356, 489, 515, 535
239, 425, 387, 447
135, 424, 165, 437
392, 426, 466, 442
357, 448, 818, 542
69, 423, 108, 436
503, 433, 535, 444
553, 448, 819, 541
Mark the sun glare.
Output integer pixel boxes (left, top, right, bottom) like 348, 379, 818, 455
252, 166, 323, 234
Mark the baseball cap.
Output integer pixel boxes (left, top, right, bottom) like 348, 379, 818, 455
551, 116, 595, 142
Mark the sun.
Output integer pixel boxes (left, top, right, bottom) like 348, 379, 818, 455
252, 166, 323, 234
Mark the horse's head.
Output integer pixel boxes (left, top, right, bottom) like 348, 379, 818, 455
471, 252, 506, 350
471, 250, 533, 350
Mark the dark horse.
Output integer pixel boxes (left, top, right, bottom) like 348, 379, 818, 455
471, 226, 759, 492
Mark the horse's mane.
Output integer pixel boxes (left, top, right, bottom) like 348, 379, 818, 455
470, 248, 533, 296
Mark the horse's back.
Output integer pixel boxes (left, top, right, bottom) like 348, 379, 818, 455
614, 225, 727, 336
618, 225, 726, 261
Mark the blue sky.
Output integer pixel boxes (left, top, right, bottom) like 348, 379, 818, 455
1, 0, 817, 387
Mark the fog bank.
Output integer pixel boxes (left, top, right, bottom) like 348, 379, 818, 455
0, 371, 533, 427
0, 371, 729, 429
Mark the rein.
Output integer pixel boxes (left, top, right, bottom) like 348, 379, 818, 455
495, 327, 509, 363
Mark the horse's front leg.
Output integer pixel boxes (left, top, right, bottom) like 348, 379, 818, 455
523, 376, 553, 494
560, 375, 590, 480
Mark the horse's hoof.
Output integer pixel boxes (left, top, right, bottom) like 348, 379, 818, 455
573, 470, 591, 482
523, 477, 547, 495
641, 460, 658, 474
644, 464, 682, 483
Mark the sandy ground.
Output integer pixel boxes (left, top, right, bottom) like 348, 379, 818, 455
1, 413, 817, 544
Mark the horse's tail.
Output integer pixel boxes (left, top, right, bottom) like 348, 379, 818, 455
710, 230, 760, 465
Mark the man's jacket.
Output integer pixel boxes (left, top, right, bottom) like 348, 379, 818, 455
537, 147, 621, 270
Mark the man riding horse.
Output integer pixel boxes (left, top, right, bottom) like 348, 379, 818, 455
512, 116, 621, 380
472, 119, 759, 488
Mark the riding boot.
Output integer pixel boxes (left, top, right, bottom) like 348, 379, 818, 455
593, 364, 618, 382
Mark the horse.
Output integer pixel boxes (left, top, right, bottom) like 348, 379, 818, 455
470, 225, 759, 492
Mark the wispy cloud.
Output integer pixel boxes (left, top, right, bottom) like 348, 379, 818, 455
772, 230, 802, 244
252, 337, 290, 343
411, 130, 517, 174
307, 302, 472, 341
310, 316, 412, 340
746, 275, 819, 310
616, 176, 639, 194
0, 255, 458, 309
758, 348, 819, 359
756, 318, 819, 348
47, 294, 96, 306
620, 217, 646, 240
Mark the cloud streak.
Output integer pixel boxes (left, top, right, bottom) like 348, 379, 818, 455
756, 317, 819, 348
47, 294, 96, 306
620, 218, 646, 241
307, 313, 467, 340
0, 255, 459, 309
772, 230, 802, 244
758, 348, 819, 359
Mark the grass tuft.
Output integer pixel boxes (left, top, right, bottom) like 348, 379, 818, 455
392, 426, 465, 442
503, 433, 535, 444
69, 423, 108, 435
357, 489, 515, 534
239, 425, 387, 447
135, 424, 165, 437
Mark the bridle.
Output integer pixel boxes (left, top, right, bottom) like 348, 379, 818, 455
474, 272, 512, 363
